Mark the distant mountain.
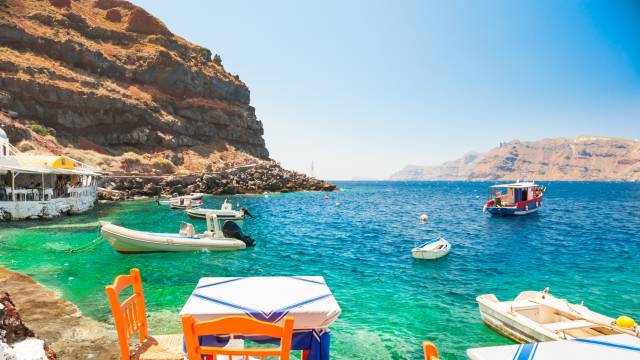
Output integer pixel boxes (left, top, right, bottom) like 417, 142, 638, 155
390, 137, 640, 181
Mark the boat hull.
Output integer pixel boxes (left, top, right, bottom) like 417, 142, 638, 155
411, 239, 451, 259
477, 298, 557, 343
486, 206, 539, 216
186, 208, 244, 220
101, 223, 246, 254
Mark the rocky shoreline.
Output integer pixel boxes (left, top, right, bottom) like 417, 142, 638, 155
0, 267, 118, 359
98, 161, 336, 200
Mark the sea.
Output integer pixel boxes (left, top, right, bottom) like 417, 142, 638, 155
0, 181, 639, 359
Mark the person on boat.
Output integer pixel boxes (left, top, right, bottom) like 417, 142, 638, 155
493, 190, 502, 207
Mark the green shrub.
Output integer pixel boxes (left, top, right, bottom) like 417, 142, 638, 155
29, 124, 49, 136
151, 158, 176, 174
120, 152, 143, 166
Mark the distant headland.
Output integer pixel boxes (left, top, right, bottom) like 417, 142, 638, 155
391, 136, 640, 181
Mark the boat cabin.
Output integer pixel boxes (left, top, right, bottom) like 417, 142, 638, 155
484, 181, 544, 216
0, 130, 99, 220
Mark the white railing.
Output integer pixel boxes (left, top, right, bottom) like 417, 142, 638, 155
6, 143, 21, 156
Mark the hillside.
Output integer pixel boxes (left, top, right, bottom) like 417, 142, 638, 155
0, 0, 270, 173
391, 137, 640, 181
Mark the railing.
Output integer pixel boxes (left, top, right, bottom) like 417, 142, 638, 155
6, 143, 21, 156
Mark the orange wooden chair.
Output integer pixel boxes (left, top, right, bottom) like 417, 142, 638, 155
182, 315, 295, 360
105, 268, 183, 360
423, 341, 439, 360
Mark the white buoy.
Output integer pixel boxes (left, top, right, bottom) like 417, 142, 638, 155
419, 214, 429, 223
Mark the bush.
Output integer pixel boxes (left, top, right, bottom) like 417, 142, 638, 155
29, 124, 49, 137
151, 158, 176, 174
120, 152, 142, 171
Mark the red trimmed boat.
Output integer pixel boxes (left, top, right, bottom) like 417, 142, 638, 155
483, 181, 545, 216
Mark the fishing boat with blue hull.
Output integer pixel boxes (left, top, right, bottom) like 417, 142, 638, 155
483, 181, 545, 216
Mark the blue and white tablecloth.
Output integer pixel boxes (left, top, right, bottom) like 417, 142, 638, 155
180, 276, 341, 360
467, 334, 640, 360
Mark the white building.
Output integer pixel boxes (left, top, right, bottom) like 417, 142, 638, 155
0, 129, 99, 221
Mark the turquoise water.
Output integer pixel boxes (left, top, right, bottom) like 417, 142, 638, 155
1, 182, 639, 359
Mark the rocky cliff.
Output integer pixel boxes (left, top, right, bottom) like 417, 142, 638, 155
0, 0, 335, 192
0, 0, 269, 169
391, 137, 640, 181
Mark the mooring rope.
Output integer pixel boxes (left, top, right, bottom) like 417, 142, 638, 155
0, 235, 106, 253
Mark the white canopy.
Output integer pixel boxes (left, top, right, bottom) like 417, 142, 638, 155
0, 163, 100, 176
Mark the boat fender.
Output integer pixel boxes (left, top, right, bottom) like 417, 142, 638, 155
616, 316, 637, 328
0, 209, 11, 222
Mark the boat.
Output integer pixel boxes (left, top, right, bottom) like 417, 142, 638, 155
483, 181, 544, 216
477, 288, 640, 343
157, 193, 204, 206
186, 199, 253, 220
169, 197, 202, 209
100, 214, 255, 254
411, 238, 451, 259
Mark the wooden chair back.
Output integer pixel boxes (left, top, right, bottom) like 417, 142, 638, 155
105, 268, 149, 360
423, 341, 439, 360
182, 315, 294, 360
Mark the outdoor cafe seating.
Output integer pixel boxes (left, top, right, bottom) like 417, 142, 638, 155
106, 269, 341, 360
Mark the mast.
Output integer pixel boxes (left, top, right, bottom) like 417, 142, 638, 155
311, 160, 315, 178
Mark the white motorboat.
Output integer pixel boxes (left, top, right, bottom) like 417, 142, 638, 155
157, 193, 205, 206
169, 197, 202, 209
100, 214, 255, 254
411, 238, 451, 259
186, 199, 253, 220
477, 288, 640, 343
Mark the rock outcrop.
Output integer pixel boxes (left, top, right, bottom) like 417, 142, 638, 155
98, 161, 336, 200
0, 267, 118, 359
0, 292, 56, 360
0, 0, 335, 191
0, 0, 268, 163
391, 137, 640, 181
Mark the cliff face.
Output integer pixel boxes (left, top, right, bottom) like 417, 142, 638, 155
391, 137, 640, 181
0, 0, 268, 170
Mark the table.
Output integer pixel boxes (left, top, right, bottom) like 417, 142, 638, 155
180, 276, 341, 360
467, 334, 640, 360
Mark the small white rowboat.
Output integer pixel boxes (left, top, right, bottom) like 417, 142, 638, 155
101, 214, 254, 254
477, 288, 640, 343
411, 238, 451, 259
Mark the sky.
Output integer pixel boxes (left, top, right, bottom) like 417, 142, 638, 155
133, 0, 640, 180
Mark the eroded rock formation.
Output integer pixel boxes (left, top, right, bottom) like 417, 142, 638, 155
0, 0, 268, 163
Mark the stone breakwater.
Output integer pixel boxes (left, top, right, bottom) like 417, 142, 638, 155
98, 162, 336, 200
0, 267, 118, 359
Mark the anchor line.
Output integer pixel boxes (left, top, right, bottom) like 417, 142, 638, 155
0, 236, 105, 254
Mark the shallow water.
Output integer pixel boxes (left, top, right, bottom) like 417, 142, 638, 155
1, 181, 639, 359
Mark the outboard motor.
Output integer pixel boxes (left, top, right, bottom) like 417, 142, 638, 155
222, 221, 255, 247
241, 207, 255, 219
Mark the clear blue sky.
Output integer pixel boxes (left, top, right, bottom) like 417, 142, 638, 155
133, 0, 640, 180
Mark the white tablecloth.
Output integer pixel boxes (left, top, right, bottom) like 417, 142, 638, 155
180, 276, 341, 330
467, 334, 640, 360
